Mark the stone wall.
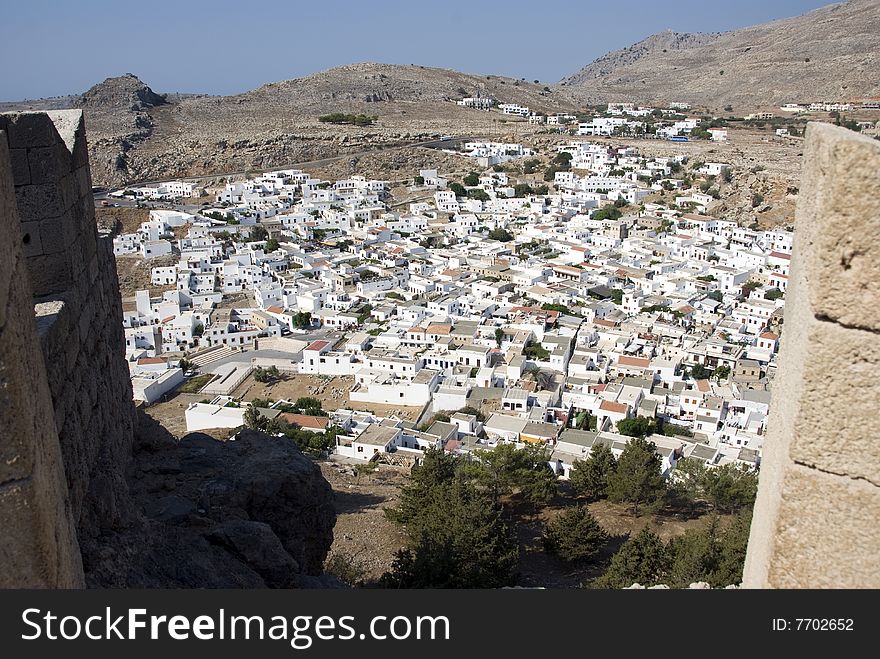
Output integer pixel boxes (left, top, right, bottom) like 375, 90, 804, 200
743, 123, 880, 588
0, 111, 135, 584
0, 132, 83, 587
0, 110, 337, 587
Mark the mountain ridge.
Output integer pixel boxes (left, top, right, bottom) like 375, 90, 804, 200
560, 0, 880, 108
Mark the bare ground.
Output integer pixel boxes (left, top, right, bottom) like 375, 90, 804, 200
232, 373, 423, 420
320, 461, 410, 584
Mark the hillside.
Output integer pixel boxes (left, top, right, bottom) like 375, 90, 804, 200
5, 64, 578, 187
561, 0, 880, 110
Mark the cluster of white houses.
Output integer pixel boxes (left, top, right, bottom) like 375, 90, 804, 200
121, 142, 790, 478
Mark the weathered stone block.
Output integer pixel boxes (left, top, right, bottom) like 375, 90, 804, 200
75, 165, 92, 198
67, 234, 85, 282
19, 220, 43, 258
767, 466, 880, 588
39, 217, 67, 255
785, 319, 880, 485
0, 479, 45, 587
27, 146, 64, 185
5, 113, 57, 149
14, 182, 65, 221
26, 251, 74, 297
8, 148, 30, 185
797, 123, 880, 332
45, 110, 83, 155
59, 173, 79, 213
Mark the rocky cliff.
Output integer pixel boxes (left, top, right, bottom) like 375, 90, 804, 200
561, 0, 880, 110
86, 415, 337, 588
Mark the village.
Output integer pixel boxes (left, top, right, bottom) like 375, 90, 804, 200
104, 98, 814, 489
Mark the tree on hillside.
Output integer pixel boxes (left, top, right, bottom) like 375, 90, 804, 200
669, 457, 708, 506
607, 436, 667, 512
666, 511, 753, 588
593, 527, 670, 588
467, 442, 557, 506
543, 505, 609, 563
570, 443, 617, 501
702, 463, 758, 513
382, 449, 518, 588
463, 172, 480, 186
244, 403, 265, 431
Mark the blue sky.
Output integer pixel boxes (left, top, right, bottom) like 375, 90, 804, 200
1, 0, 834, 101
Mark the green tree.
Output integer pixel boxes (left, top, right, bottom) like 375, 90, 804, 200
382, 450, 518, 588
293, 396, 326, 416
413, 175, 425, 185
594, 527, 670, 588
592, 205, 623, 221
463, 172, 480, 186
249, 225, 269, 242
570, 443, 617, 501
468, 188, 490, 202
243, 403, 265, 431
714, 364, 731, 381
253, 365, 281, 383
702, 463, 758, 513
494, 327, 505, 347
264, 237, 280, 252
523, 343, 550, 361
669, 457, 708, 504
607, 436, 667, 512
467, 442, 557, 506
487, 227, 514, 242
522, 158, 540, 174
543, 505, 609, 562
667, 511, 752, 587
449, 182, 466, 197
291, 311, 313, 328
617, 417, 657, 438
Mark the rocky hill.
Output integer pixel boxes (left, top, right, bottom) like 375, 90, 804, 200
6, 2, 877, 187
6, 64, 577, 187
561, 0, 880, 110
70, 74, 169, 186
87, 416, 339, 588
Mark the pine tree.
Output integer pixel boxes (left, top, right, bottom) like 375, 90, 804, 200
594, 527, 670, 588
570, 443, 617, 500
607, 436, 667, 512
543, 505, 608, 562
382, 450, 518, 588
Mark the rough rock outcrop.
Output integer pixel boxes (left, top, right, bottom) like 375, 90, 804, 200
84, 412, 337, 588
561, 0, 880, 109
0, 111, 338, 588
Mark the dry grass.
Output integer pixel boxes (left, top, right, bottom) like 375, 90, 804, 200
178, 373, 215, 394
231, 373, 423, 420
